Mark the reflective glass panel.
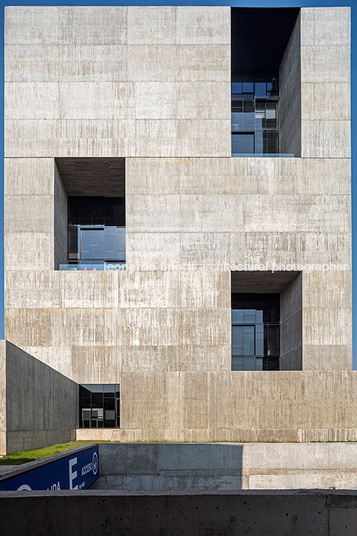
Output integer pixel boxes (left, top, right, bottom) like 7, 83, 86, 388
79, 384, 120, 428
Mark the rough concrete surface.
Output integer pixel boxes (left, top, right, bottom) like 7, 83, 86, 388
0, 490, 356, 536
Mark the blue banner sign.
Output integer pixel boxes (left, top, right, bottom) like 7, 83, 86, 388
0, 445, 99, 491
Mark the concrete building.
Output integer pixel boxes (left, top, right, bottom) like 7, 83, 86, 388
1, 5, 355, 464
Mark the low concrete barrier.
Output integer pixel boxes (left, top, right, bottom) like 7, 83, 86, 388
0, 490, 356, 535
94, 442, 357, 490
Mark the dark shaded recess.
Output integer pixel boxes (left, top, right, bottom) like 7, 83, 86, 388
231, 293, 280, 322
231, 270, 299, 294
56, 157, 125, 196
231, 8, 300, 75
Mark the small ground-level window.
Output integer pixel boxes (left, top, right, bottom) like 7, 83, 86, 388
79, 384, 120, 428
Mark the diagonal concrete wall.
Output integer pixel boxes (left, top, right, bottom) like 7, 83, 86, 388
1, 341, 77, 455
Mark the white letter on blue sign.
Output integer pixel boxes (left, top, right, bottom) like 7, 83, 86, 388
69, 457, 78, 490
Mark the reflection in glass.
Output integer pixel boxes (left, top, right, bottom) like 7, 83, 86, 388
67, 197, 125, 267
79, 384, 120, 428
231, 73, 280, 156
232, 294, 280, 371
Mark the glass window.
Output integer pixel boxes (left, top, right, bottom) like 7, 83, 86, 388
232, 133, 254, 155
231, 293, 280, 371
79, 384, 120, 428
67, 197, 125, 266
231, 74, 279, 156
255, 82, 267, 98
242, 81, 254, 94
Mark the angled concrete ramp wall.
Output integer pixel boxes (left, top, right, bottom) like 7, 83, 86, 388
0, 341, 77, 455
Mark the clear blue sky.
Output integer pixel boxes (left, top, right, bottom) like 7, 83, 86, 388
0, 0, 355, 366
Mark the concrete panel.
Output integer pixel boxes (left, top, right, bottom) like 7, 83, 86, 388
301, 7, 351, 46
5, 82, 60, 120
303, 308, 352, 348
303, 270, 352, 370
132, 119, 230, 158
5, 271, 61, 309
4, 158, 54, 196
126, 233, 181, 268
302, 83, 350, 121
301, 45, 350, 84
5, 119, 133, 158
114, 370, 357, 442
5, 44, 129, 83
127, 194, 242, 233
72, 346, 119, 384
4, 195, 54, 234
121, 345, 230, 373
179, 233, 231, 267
176, 7, 230, 44
127, 7, 176, 45
58, 82, 134, 120
5, 6, 128, 45
128, 44, 230, 82
302, 121, 351, 158
126, 157, 351, 196
178, 45, 230, 82
134, 81, 230, 120
4, 233, 53, 271
242, 194, 350, 234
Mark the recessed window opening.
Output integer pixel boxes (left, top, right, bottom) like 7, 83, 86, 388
68, 196, 125, 269
79, 384, 120, 428
55, 158, 126, 271
231, 8, 300, 157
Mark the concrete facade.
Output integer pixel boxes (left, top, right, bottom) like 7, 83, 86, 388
2, 6, 354, 450
0, 341, 77, 455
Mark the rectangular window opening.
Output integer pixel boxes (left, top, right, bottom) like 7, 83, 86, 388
79, 384, 120, 429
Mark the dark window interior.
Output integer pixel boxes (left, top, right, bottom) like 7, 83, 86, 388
68, 197, 125, 266
68, 197, 125, 227
79, 384, 120, 428
231, 8, 299, 156
232, 293, 280, 371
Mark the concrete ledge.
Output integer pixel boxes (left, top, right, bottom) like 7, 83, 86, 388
0, 490, 356, 535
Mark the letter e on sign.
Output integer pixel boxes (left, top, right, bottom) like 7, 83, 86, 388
69, 457, 78, 490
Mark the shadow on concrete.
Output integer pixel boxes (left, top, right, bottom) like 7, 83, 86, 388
93, 443, 243, 491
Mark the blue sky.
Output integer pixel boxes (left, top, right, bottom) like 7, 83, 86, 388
0, 0, 355, 366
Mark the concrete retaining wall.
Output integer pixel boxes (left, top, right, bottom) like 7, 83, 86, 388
93, 442, 357, 491
0, 490, 356, 535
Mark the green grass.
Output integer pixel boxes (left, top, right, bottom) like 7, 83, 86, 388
0, 440, 116, 465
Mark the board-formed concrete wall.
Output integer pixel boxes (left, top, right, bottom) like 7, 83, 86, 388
0, 341, 77, 455
94, 442, 357, 491
279, 10, 301, 156
4, 6, 231, 158
0, 490, 357, 536
2, 6, 353, 445
300, 7, 351, 158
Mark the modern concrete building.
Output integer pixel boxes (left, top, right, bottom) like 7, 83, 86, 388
1, 5, 355, 462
